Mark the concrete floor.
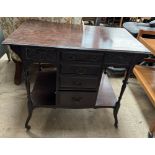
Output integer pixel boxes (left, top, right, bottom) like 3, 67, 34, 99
0, 55, 155, 138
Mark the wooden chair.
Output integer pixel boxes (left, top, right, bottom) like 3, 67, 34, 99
137, 30, 155, 55
134, 29, 155, 138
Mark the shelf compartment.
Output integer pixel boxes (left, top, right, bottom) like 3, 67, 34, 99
31, 71, 56, 108
95, 73, 117, 108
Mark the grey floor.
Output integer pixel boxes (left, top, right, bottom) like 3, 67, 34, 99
0, 54, 155, 138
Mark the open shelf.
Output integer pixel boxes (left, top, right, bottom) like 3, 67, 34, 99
31, 71, 56, 108
95, 73, 117, 108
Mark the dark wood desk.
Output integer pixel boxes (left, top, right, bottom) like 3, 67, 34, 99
3, 20, 149, 130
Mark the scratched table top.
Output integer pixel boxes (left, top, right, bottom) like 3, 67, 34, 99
3, 20, 149, 53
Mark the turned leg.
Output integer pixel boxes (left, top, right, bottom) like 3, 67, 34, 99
113, 66, 133, 128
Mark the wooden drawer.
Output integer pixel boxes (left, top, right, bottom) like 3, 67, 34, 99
104, 53, 133, 67
24, 47, 57, 63
61, 64, 101, 76
61, 51, 103, 63
60, 75, 99, 90
57, 91, 97, 108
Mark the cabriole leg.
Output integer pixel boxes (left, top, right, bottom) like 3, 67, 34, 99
113, 102, 120, 128
25, 108, 32, 130
23, 63, 33, 130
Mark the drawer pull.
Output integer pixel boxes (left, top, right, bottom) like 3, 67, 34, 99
72, 81, 82, 86
76, 68, 85, 74
69, 55, 76, 60
72, 96, 82, 102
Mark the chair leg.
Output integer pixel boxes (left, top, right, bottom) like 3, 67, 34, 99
14, 61, 23, 85
6, 50, 11, 61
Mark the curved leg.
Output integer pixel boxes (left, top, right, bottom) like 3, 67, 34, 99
25, 99, 33, 130
25, 109, 32, 130
23, 63, 33, 130
113, 102, 120, 128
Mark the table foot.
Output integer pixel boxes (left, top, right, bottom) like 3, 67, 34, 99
113, 102, 120, 128
25, 111, 32, 130
148, 131, 154, 138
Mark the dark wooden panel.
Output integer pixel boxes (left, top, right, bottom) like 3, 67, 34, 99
24, 47, 57, 63
103, 52, 133, 66
95, 73, 117, 107
58, 91, 97, 108
31, 71, 56, 108
60, 75, 99, 90
61, 51, 103, 64
61, 64, 101, 76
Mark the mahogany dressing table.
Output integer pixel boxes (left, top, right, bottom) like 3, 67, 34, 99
3, 20, 149, 130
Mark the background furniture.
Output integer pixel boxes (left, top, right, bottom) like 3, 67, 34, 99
133, 29, 155, 138
123, 18, 155, 37
0, 29, 10, 60
3, 21, 149, 130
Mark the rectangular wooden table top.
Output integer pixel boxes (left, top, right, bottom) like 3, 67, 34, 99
3, 20, 149, 54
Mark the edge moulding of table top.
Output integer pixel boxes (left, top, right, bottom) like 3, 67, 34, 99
3, 20, 149, 131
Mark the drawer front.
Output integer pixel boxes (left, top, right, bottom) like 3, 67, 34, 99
58, 91, 97, 108
61, 64, 101, 76
61, 51, 103, 63
60, 76, 99, 90
24, 47, 57, 63
104, 53, 133, 67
